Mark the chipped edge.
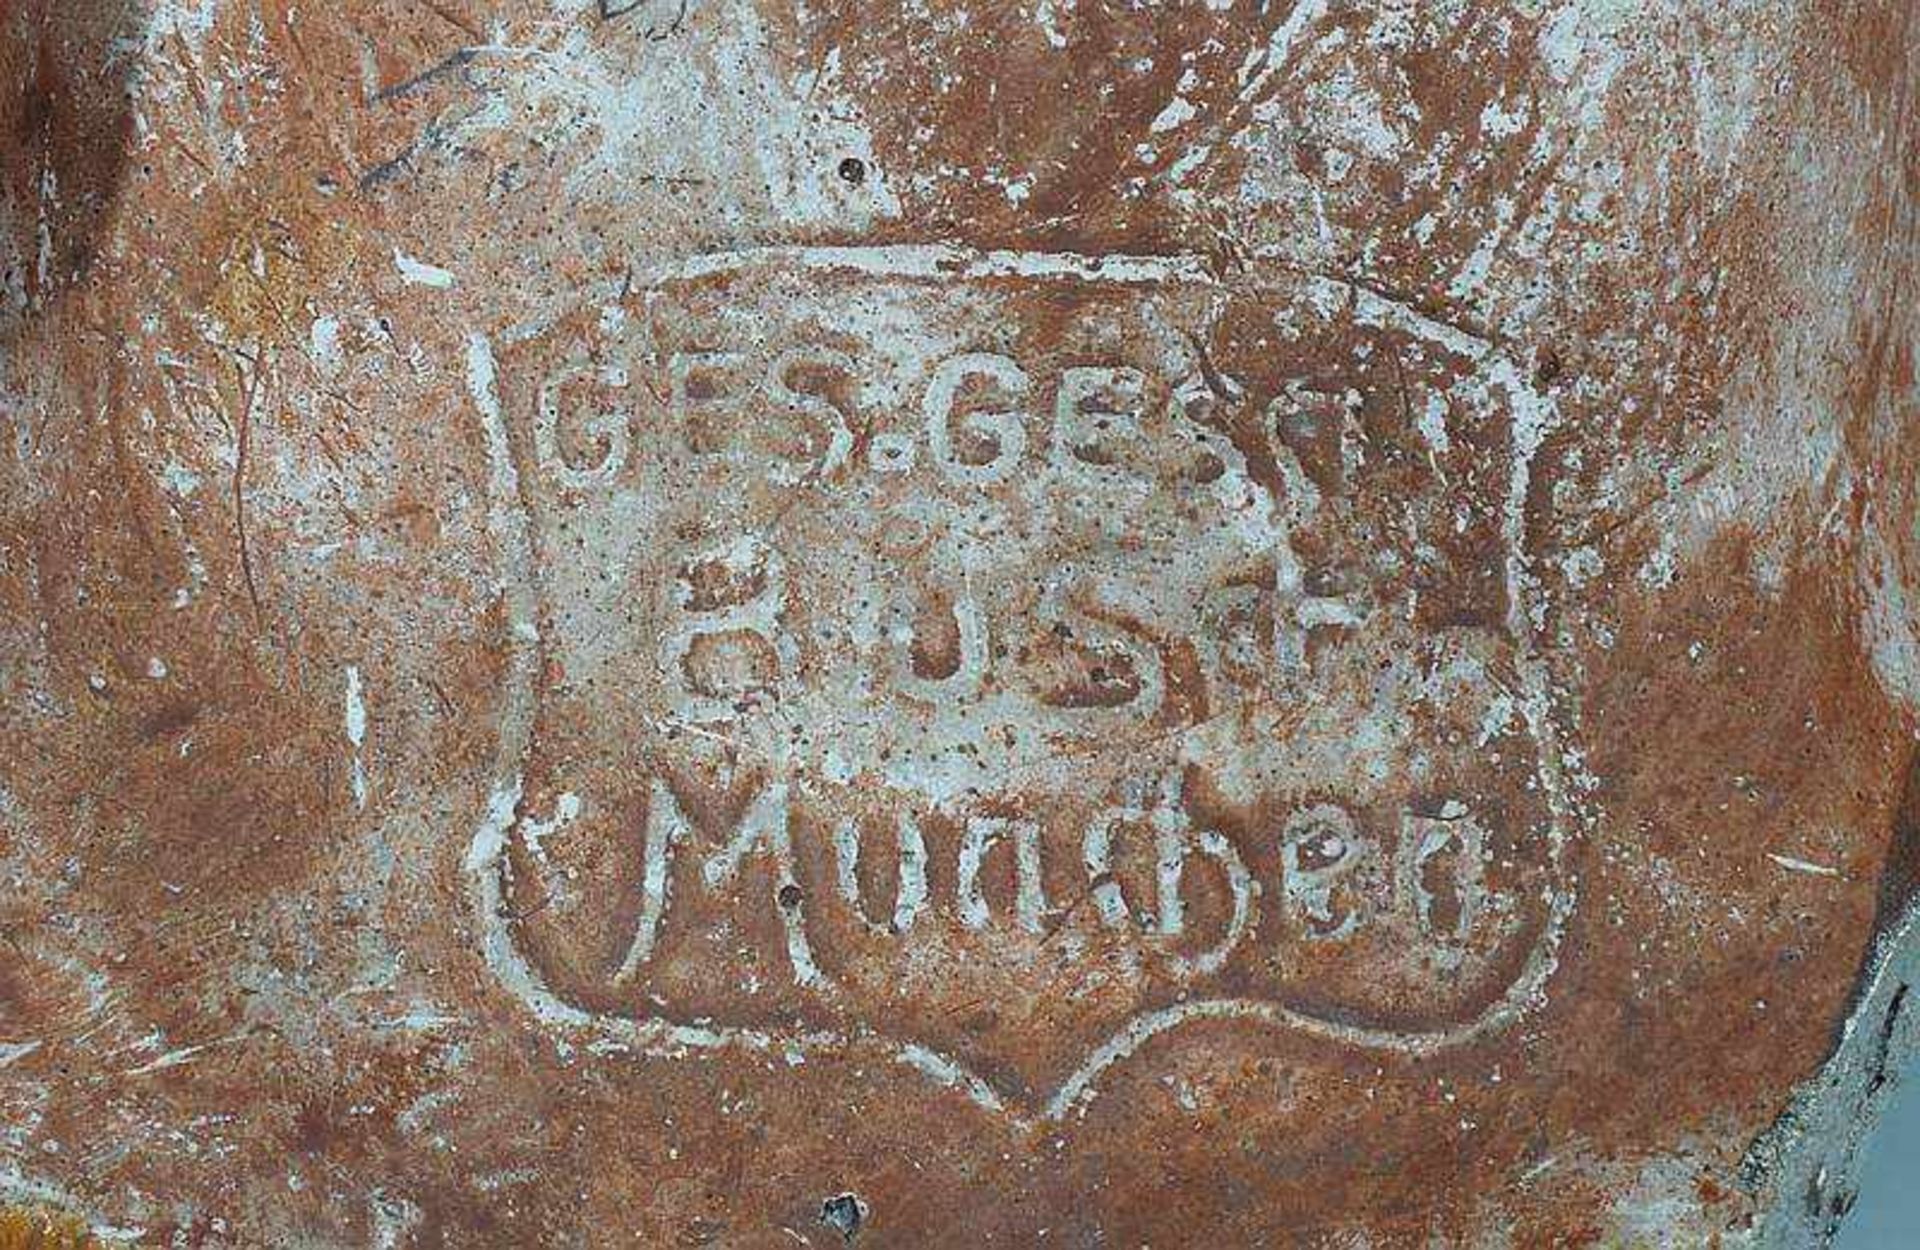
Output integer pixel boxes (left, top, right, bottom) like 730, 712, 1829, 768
1745, 892, 1920, 1246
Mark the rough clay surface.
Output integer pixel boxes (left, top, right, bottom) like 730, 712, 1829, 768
0, 1, 1916, 1246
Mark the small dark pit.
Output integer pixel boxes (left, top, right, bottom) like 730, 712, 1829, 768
820, 1192, 865, 1241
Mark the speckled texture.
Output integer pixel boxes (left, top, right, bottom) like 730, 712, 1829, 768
1, 1, 1915, 1246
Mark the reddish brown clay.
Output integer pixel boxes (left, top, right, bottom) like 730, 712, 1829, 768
1, 1, 1916, 1246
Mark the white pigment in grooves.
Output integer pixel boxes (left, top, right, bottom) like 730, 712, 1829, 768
461, 250, 1580, 1123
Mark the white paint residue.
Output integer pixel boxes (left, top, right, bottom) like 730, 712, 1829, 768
1033, 0, 1069, 49
310, 315, 344, 374
1639, 532, 1678, 589
1479, 96, 1528, 141
1415, 392, 1451, 458
1537, 0, 1630, 125
1237, 0, 1330, 108
898, 1044, 1010, 1113
626, 242, 1217, 289
121, 1032, 248, 1077
1477, 690, 1519, 746
1151, 95, 1198, 135
369, 1192, 424, 1250
519, 791, 581, 860
466, 334, 501, 422
345, 665, 369, 810
393, 250, 456, 289
159, 461, 201, 498
144, 0, 223, 54
0, 1168, 145, 1244
1447, 195, 1515, 304
33, 168, 56, 308
1767, 853, 1841, 879
475, 12, 902, 231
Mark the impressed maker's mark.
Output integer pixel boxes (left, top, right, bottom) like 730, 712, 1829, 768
465, 245, 1573, 1120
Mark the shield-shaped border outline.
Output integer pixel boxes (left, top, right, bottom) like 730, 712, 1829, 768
460, 242, 1578, 1129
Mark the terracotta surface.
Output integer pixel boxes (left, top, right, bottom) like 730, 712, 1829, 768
1, 1, 1916, 1245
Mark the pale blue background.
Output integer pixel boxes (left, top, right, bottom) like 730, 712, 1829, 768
1836, 1060, 1920, 1247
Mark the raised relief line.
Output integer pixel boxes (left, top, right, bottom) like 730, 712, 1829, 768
465, 333, 544, 649
1310, 272, 1497, 360
623, 243, 1222, 290
1079, 785, 1257, 978
896, 1043, 1012, 1116
743, 244, 1501, 366
467, 329, 621, 1037
466, 776, 597, 1032
956, 817, 1049, 933
1044, 902, 1572, 1124
612, 777, 688, 985
701, 780, 825, 987
835, 814, 931, 933
501, 239, 1502, 364
1042, 996, 1485, 1121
